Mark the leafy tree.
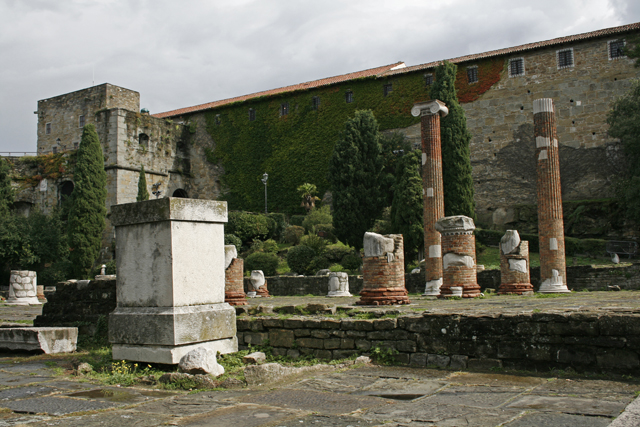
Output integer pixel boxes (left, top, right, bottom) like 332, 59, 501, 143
67, 124, 107, 279
0, 157, 14, 215
328, 110, 384, 250
607, 80, 640, 223
380, 132, 412, 207
429, 61, 475, 219
624, 35, 640, 67
390, 150, 424, 264
137, 165, 149, 201
297, 183, 320, 213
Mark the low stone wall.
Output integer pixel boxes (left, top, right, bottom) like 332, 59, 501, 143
237, 311, 640, 373
33, 279, 117, 329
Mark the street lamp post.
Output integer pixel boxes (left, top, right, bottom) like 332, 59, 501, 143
261, 172, 268, 214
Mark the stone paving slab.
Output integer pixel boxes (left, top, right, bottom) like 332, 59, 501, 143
505, 412, 612, 427
0, 373, 50, 389
422, 385, 526, 409
0, 385, 56, 401
506, 395, 627, 417
2, 396, 118, 415
175, 403, 304, 427
272, 413, 379, 426
25, 410, 172, 426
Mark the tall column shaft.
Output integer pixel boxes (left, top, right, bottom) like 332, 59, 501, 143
533, 98, 568, 292
412, 100, 448, 296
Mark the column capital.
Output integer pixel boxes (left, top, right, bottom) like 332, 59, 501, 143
411, 99, 449, 118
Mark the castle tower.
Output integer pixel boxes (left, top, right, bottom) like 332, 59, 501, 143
411, 100, 448, 296
533, 99, 570, 293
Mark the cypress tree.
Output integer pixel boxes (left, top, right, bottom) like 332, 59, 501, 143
0, 157, 14, 215
137, 165, 149, 201
67, 124, 107, 279
430, 61, 475, 219
328, 110, 384, 250
390, 150, 424, 264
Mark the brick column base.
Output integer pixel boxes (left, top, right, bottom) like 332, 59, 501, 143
436, 216, 481, 298
225, 258, 247, 306
256, 281, 270, 298
498, 234, 533, 295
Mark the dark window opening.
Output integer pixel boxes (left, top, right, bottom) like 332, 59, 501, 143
172, 188, 188, 198
59, 181, 74, 206
345, 91, 354, 103
424, 74, 433, 86
79, 115, 85, 128
509, 58, 525, 77
312, 96, 320, 110
383, 83, 393, 97
557, 49, 573, 68
280, 103, 289, 116
45, 123, 51, 135
610, 39, 625, 59
139, 133, 149, 147
467, 67, 478, 84
52, 146, 57, 154
249, 108, 256, 121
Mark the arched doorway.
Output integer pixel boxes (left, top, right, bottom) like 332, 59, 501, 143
172, 188, 188, 198
59, 181, 74, 204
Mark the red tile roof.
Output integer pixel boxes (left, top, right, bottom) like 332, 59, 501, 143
155, 21, 639, 118
380, 21, 640, 77
153, 62, 405, 118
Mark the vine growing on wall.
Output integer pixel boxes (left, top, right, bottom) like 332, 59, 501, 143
456, 57, 506, 103
16, 153, 76, 188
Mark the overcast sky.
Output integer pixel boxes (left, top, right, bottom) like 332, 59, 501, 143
1, 0, 639, 153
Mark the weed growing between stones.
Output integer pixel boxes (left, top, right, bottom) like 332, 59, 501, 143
370, 344, 399, 365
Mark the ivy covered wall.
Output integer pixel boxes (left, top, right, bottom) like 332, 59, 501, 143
188, 60, 505, 215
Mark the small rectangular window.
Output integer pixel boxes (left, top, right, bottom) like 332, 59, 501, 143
79, 115, 85, 128
249, 108, 255, 122
467, 66, 478, 84
557, 48, 574, 69
312, 96, 320, 110
383, 83, 393, 97
52, 146, 57, 154
609, 39, 625, 60
45, 123, 51, 135
280, 103, 289, 116
424, 74, 433, 86
509, 58, 525, 77
345, 91, 354, 103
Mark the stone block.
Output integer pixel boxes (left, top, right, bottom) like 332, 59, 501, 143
410, 352, 427, 367
310, 330, 330, 339
341, 319, 374, 331
0, 328, 77, 354
324, 339, 341, 349
297, 338, 324, 349
244, 332, 268, 346
450, 355, 469, 370
467, 358, 502, 370
333, 350, 358, 359
596, 349, 640, 370
340, 339, 355, 349
269, 329, 295, 348
373, 318, 397, 330
397, 340, 417, 353
112, 337, 237, 365
427, 354, 450, 368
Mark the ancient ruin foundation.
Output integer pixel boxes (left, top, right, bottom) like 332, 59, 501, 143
108, 197, 237, 364
327, 272, 352, 297
498, 230, 533, 295
249, 270, 270, 298
224, 245, 247, 306
436, 216, 481, 298
358, 232, 410, 305
411, 100, 448, 296
6, 271, 41, 306
533, 98, 569, 293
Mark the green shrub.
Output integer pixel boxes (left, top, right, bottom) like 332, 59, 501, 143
244, 252, 279, 276
329, 264, 345, 272
227, 211, 271, 244
474, 228, 503, 246
307, 255, 330, 275
267, 213, 287, 241
251, 238, 279, 254
224, 234, 242, 250
300, 233, 328, 255
286, 245, 316, 275
302, 205, 332, 233
315, 223, 337, 243
325, 245, 353, 263
290, 215, 305, 227
565, 237, 607, 256
341, 252, 362, 271
284, 226, 305, 245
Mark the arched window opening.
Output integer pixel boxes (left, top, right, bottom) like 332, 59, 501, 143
59, 181, 74, 204
139, 133, 149, 148
172, 189, 188, 198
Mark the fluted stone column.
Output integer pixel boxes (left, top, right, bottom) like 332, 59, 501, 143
436, 216, 481, 298
411, 100, 448, 296
224, 245, 247, 306
533, 99, 569, 293
6, 271, 41, 306
497, 230, 533, 295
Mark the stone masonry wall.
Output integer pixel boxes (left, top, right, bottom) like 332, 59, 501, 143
237, 311, 640, 373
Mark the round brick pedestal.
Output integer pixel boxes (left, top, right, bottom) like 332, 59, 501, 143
225, 258, 247, 306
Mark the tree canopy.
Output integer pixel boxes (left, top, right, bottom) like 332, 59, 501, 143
429, 61, 475, 219
328, 110, 384, 250
67, 124, 107, 279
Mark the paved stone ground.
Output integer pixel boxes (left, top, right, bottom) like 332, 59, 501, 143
1, 294, 640, 426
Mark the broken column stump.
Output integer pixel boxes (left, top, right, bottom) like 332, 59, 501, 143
436, 216, 481, 298
358, 232, 410, 305
498, 230, 533, 295
6, 270, 41, 306
109, 197, 237, 364
224, 245, 247, 306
